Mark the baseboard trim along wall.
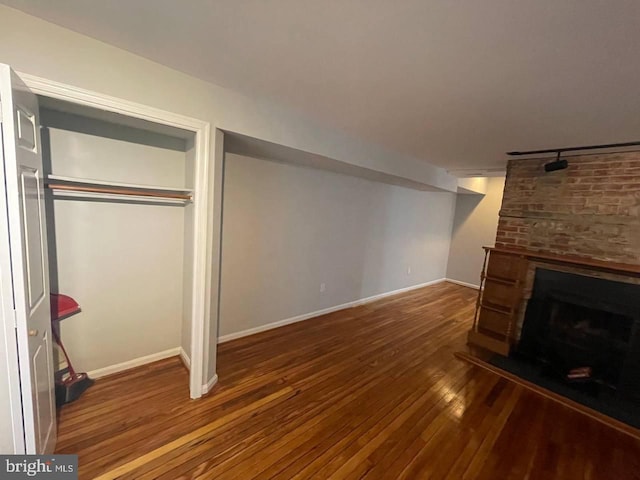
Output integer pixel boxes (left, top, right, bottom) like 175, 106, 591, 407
202, 374, 219, 395
445, 278, 481, 290
218, 278, 447, 344
86, 347, 182, 379
179, 348, 191, 370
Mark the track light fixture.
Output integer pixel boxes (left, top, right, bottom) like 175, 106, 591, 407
506, 140, 640, 173
544, 151, 568, 172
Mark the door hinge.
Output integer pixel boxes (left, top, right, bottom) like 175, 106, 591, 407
12, 309, 17, 328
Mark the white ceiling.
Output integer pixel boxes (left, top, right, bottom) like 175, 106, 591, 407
4, 0, 640, 171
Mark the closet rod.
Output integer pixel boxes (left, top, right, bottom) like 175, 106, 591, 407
47, 184, 192, 200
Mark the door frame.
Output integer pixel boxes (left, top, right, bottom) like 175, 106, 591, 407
2, 72, 212, 450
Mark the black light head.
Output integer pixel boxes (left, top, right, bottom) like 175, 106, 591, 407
544, 158, 569, 172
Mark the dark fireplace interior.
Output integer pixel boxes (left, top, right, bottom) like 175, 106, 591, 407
516, 269, 640, 404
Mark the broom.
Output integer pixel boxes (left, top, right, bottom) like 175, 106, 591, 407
50, 294, 94, 405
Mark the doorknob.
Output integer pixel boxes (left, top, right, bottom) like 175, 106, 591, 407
28, 329, 38, 337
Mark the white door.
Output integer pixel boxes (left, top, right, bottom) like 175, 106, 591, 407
0, 65, 55, 454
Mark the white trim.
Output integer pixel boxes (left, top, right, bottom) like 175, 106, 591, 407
352, 278, 446, 306
19, 72, 212, 400
179, 348, 191, 370
202, 374, 218, 395
200, 128, 224, 402
445, 278, 481, 290
218, 278, 446, 343
87, 348, 181, 379
18, 73, 206, 131
0, 64, 27, 453
188, 121, 211, 400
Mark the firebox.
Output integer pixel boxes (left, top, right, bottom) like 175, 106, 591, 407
517, 269, 640, 402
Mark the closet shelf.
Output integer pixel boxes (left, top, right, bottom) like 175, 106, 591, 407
48, 189, 190, 205
46, 174, 192, 194
45, 174, 193, 204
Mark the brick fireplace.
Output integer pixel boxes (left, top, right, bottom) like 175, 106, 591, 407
467, 150, 640, 424
494, 151, 640, 344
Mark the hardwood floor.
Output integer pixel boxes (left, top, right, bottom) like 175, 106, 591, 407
55, 282, 640, 479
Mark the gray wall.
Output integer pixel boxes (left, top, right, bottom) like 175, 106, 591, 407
446, 176, 505, 287
219, 154, 456, 338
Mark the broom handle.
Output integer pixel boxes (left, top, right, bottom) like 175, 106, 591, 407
52, 325, 78, 378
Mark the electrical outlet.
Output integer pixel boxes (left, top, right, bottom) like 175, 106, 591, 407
320, 283, 326, 293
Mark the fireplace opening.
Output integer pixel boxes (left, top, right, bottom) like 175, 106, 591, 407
544, 296, 634, 392
515, 269, 640, 404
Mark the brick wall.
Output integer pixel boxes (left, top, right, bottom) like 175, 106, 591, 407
495, 151, 640, 265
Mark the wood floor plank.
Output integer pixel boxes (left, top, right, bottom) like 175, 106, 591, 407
54, 282, 640, 479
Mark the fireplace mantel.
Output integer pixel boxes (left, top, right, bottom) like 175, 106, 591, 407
469, 246, 640, 356
483, 246, 640, 277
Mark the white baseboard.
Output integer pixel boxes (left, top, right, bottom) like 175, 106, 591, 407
87, 347, 181, 379
446, 278, 480, 290
218, 278, 446, 344
179, 348, 191, 370
202, 374, 218, 394
350, 278, 446, 306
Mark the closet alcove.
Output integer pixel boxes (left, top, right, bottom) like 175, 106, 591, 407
38, 95, 198, 393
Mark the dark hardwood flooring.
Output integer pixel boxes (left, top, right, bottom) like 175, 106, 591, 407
55, 282, 640, 479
